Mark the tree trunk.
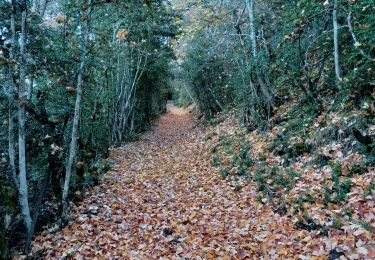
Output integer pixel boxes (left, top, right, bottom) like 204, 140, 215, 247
245, 0, 274, 118
7, 79, 17, 188
332, 0, 341, 85
24, 168, 51, 250
8, 0, 18, 188
62, 0, 92, 217
246, 0, 257, 58
17, 0, 33, 239
27, 77, 34, 100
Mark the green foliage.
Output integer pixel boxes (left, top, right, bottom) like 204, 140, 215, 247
357, 220, 371, 232
233, 145, 253, 176
367, 180, 375, 197
296, 192, 316, 207
212, 155, 221, 167
254, 165, 298, 203
295, 215, 322, 232
0, 0, 178, 253
0, 0, 373, 255
219, 168, 229, 179
212, 133, 253, 179
364, 139, 375, 165
174, 0, 374, 128
0, 171, 17, 257
313, 153, 331, 168
323, 162, 353, 205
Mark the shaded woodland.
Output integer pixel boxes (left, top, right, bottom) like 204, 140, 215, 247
1, 0, 374, 258
1, 0, 177, 255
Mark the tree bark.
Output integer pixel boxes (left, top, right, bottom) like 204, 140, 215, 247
332, 0, 341, 84
24, 168, 51, 250
8, 0, 18, 188
62, 0, 92, 217
17, 0, 33, 238
27, 77, 34, 100
245, 0, 274, 118
245, 0, 257, 58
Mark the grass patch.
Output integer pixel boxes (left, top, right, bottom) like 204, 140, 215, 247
323, 162, 353, 205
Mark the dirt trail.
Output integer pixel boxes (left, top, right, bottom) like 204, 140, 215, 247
32, 105, 336, 259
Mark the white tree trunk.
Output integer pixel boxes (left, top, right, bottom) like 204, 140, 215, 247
333, 0, 341, 83
62, 0, 92, 214
8, 84, 17, 187
246, 0, 257, 58
8, 0, 18, 188
27, 77, 34, 100
18, 1, 32, 234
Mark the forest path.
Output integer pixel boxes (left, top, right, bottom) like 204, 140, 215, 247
32, 104, 301, 259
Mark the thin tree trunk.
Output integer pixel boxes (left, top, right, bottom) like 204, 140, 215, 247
332, 0, 341, 84
183, 84, 196, 106
62, 0, 92, 217
24, 169, 51, 250
245, 0, 273, 118
18, 0, 32, 238
8, 79, 18, 187
8, 0, 18, 188
245, 0, 257, 58
27, 77, 34, 100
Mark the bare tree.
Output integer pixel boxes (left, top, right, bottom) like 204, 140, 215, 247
109, 23, 149, 144
17, 0, 32, 237
62, 0, 93, 217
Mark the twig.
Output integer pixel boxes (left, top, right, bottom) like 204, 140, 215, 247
346, 12, 374, 62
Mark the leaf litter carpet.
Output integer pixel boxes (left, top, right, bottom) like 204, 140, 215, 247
32, 107, 374, 259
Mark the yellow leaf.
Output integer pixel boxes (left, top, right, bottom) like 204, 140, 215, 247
117, 28, 129, 41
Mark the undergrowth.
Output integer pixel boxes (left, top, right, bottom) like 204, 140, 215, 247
207, 97, 373, 236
